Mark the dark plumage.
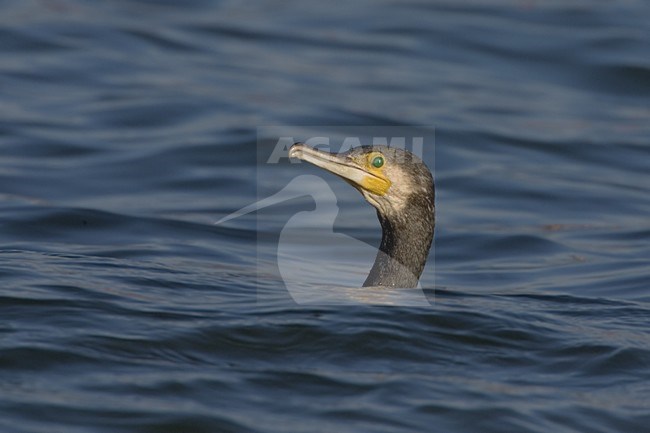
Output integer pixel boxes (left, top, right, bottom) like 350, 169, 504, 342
289, 143, 435, 288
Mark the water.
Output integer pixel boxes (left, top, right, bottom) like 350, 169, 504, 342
1, 0, 649, 432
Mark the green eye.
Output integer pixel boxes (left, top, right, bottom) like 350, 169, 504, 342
371, 155, 384, 168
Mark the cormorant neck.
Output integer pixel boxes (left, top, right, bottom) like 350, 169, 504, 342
363, 195, 434, 288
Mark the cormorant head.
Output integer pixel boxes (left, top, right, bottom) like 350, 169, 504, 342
289, 142, 435, 288
289, 143, 434, 220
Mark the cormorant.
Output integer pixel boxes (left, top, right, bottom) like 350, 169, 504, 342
289, 143, 435, 288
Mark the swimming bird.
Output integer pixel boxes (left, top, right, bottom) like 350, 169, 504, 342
289, 143, 435, 288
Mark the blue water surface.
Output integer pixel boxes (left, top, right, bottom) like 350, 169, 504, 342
1, 1, 649, 432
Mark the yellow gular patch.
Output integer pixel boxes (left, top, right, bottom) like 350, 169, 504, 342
360, 174, 391, 196
358, 152, 391, 195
